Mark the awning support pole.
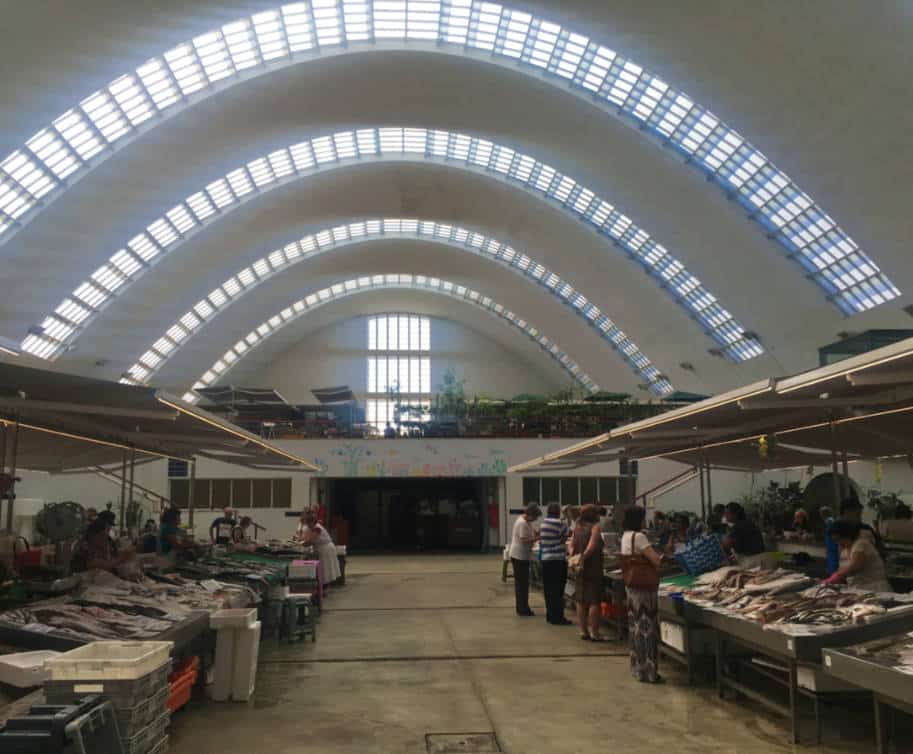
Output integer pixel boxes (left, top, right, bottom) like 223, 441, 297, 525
4, 420, 18, 533
840, 450, 850, 497
829, 421, 842, 506
698, 455, 707, 522
126, 447, 136, 535
118, 450, 127, 535
188, 458, 197, 529
705, 457, 713, 514
627, 458, 636, 506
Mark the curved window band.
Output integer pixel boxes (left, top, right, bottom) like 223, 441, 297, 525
119, 219, 675, 396
128, 274, 601, 402
0, 2, 897, 315
21, 127, 761, 364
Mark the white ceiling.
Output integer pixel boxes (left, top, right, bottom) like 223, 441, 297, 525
1, 0, 910, 396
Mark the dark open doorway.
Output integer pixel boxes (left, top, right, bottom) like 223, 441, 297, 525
329, 478, 490, 552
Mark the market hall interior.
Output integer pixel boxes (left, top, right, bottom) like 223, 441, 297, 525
169, 555, 879, 754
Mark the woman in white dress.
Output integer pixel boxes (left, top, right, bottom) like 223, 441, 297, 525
295, 510, 342, 586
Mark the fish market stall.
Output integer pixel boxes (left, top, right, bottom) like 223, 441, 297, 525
823, 632, 913, 754
672, 565, 913, 743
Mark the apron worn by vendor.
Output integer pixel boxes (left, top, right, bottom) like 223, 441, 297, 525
297, 522, 342, 585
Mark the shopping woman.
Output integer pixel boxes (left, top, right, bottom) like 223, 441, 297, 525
620, 505, 663, 684
824, 520, 892, 592
568, 504, 605, 641
295, 510, 342, 586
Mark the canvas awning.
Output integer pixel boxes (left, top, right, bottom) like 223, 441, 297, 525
510, 336, 913, 473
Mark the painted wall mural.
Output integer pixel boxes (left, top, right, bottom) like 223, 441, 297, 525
312, 442, 508, 478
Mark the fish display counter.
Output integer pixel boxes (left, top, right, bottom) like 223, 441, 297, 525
658, 565, 913, 744
0, 570, 254, 653
823, 632, 913, 754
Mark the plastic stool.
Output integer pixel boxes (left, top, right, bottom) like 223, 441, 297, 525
281, 596, 316, 643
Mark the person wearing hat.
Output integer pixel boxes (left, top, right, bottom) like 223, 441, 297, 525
509, 504, 541, 617
210, 506, 237, 545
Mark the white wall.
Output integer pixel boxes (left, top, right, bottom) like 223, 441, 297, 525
259, 315, 562, 403
12, 438, 767, 546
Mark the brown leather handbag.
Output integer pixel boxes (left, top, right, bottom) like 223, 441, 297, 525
618, 532, 660, 591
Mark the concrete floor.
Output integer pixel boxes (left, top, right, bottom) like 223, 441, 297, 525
170, 554, 879, 754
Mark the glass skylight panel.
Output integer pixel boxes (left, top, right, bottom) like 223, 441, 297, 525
282, 4, 315, 51
226, 168, 254, 197
72, 282, 107, 309
26, 130, 79, 181
165, 204, 196, 234
147, 218, 179, 247
53, 110, 105, 161
127, 234, 158, 262
205, 179, 233, 209
186, 191, 216, 221
193, 31, 234, 82
81, 90, 130, 144
164, 44, 207, 96
311, 0, 343, 46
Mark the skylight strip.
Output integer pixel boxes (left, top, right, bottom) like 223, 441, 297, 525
0, 3, 895, 319
28, 128, 744, 367
123, 218, 671, 393
177, 275, 597, 402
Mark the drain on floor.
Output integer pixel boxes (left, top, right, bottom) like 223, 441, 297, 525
425, 732, 501, 753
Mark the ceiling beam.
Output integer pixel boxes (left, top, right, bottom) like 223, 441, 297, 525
739, 387, 913, 411
0, 396, 178, 421
847, 370, 913, 387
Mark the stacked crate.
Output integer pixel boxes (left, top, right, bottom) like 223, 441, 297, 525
44, 641, 173, 754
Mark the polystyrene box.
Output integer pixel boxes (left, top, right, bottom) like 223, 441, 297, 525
46, 642, 172, 681
211, 622, 261, 702
0, 650, 60, 688
232, 621, 261, 702
210, 608, 257, 630
335, 545, 347, 556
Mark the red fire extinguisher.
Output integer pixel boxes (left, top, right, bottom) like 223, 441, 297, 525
487, 500, 499, 530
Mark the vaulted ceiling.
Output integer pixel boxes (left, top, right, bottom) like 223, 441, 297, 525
1, 0, 910, 399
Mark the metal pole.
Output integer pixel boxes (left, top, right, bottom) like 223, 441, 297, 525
705, 457, 714, 514
126, 447, 136, 535
187, 458, 196, 529
118, 450, 127, 535
627, 458, 636, 506
698, 457, 706, 522
5, 421, 19, 532
840, 450, 850, 497
0, 422, 7, 530
829, 421, 841, 506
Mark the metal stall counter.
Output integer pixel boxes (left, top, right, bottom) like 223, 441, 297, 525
823, 631, 913, 754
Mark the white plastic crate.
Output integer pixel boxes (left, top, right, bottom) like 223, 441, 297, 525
210, 608, 257, 630
0, 650, 60, 688
47, 642, 172, 682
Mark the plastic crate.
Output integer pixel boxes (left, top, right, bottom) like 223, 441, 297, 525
115, 685, 169, 737
46, 641, 173, 681
210, 608, 257, 630
0, 696, 124, 754
67, 700, 125, 754
122, 711, 169, 754
166, 656, 199, 713
46, 664, 170, 709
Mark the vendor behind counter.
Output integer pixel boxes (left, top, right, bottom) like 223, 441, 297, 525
71, 518, 134, 574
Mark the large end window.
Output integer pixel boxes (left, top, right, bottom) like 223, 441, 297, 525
366, 314, 430, 432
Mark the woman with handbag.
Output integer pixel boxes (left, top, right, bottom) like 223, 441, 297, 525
619, 505, 663, 683
568, 504, 606, 641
